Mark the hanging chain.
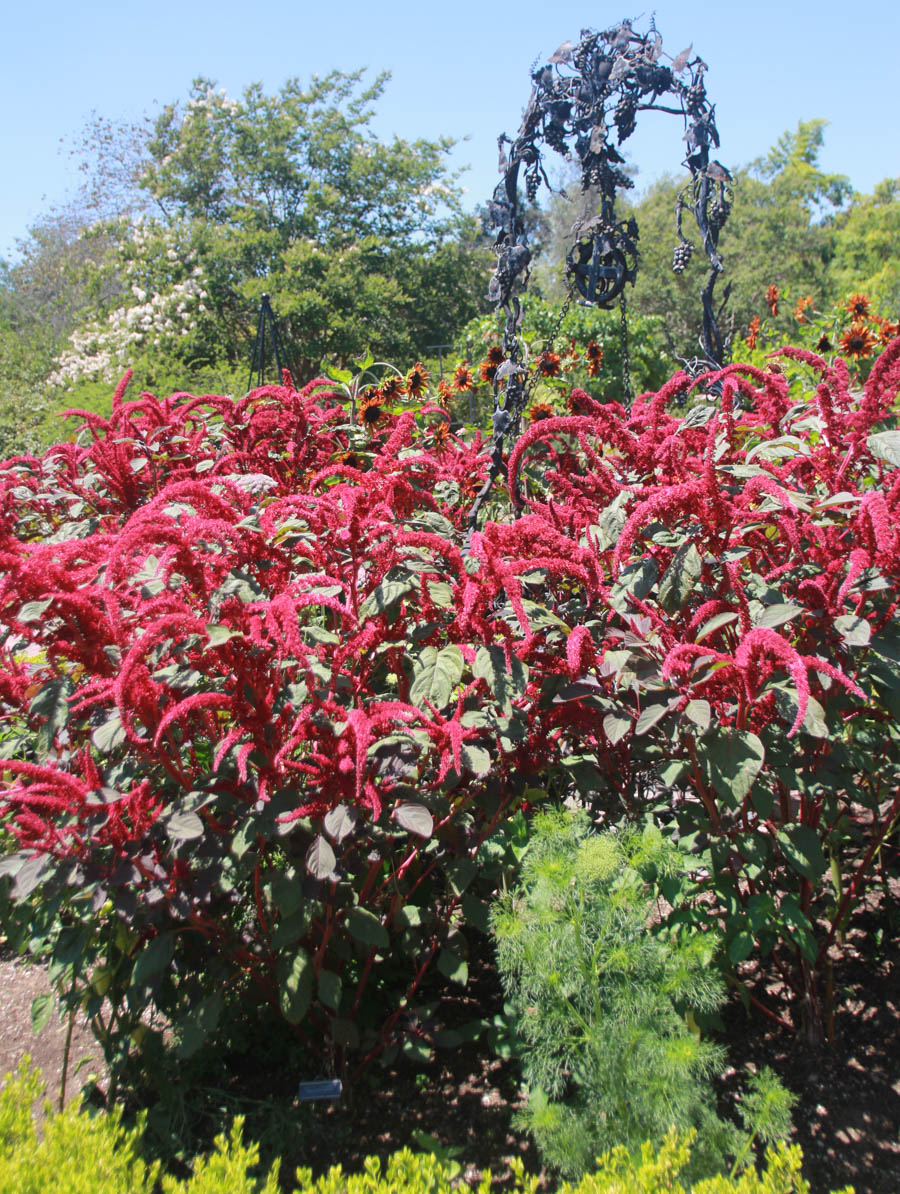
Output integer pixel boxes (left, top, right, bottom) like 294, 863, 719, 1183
618, 291, 633, 407
522, 279, 576, 412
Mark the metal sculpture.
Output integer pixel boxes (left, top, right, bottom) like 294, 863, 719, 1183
471, 18, 732, 526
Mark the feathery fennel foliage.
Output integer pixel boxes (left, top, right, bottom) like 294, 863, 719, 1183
492, 810, 793, 1181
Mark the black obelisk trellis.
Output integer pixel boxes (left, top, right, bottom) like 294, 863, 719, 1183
248, 293, 286, 391
469, 18, 732, 528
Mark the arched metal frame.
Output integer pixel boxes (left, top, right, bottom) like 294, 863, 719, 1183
471, 19, 732, 526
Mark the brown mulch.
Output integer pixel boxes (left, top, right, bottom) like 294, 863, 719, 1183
1, 906, 897, 1194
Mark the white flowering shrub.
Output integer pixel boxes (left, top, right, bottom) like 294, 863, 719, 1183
47, 222, 211, 390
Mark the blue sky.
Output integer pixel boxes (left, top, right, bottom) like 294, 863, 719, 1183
2, 0, 898, 259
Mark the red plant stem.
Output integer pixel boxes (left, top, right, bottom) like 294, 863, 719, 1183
817, 787, 900, 966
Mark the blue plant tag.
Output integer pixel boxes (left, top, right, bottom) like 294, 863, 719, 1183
297, 1079, 342, 1102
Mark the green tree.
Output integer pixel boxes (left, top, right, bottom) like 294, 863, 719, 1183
828, 177, 900, 311
0, 69, 491, 451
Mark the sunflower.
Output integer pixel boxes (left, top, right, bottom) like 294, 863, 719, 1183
765, 284, 779, 316
437, 378, 454, 405
880, 319, 900, 344
746, 315, 761, 350
405, 362, 429, 400
567, 390, 592, 415
378, 374, 406, 402
585, 339, 604, 378
479, 358, 499, 384
845, 293, 871, 320
839, 322, 878, 360
453, 364, 475, 392
486, 345, 504, 365
537, 351, 562, 378
816, 333, 833, 353
357, 390, 388, 429
431, 421, 451, 448
460, 474, 482, 500
528, 401, 555, 422
793, 295, 814, 323
341, 450, 364, 470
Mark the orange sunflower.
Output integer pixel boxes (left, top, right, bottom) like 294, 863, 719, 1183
357, 389, 388, 430
453, 364, 475, 392
585, 339, 604, 378
816, 333, 833, 353
879, 319, 900, 344
746, 315, 761, 350
845, 293, 871, 320
479, 345, 504, 384
378, 374, 406, 402
431, 421, 451, 448
537, 351, 562, 378
405, 363, 429, 400
437, 378, 454, 405
839, 322, 879, 360
528, 400, 555, 422
793, 295, 814, 323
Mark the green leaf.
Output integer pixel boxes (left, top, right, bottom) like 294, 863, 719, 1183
131, 933, 175, 989
867, 430, 900, 467
166, 811, 205, 840
393, 802, 433, 838
603, 712, 632, 744
684, 699, 711, 731
317, 969, 342, 1011
177, 992, 223, 1058
17, 599, 52, 624
833, 614, 871, 647
635, 702, 672, 736
29, 678, 73, 761
91, 710, 126, 754
704, 729, 765, 807
753, 603, 803, 630
728, 931, 755, 965
695, 611, 738, 642
616, 559, 658, 601
358, 578, 414, 620
409, 645, 464, 709
278, 948, 313, 1025
474, 644, 529, 716
323, 803, 357, 843
459, 742, 492, 776
205, 623, 242, 647
31, 993, 54, 1036
345, 907, 389, 949
779, 896, 819, 963
658, 542, 703, 614
305, 835, 336, 879
461, 892, 491, 933
437, 949, 468, 985
777, 825, 827, 881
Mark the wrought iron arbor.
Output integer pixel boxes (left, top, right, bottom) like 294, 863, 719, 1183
473, 18, 732, 524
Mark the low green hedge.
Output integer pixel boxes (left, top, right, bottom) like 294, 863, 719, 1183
0, 1062, 852, 1193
